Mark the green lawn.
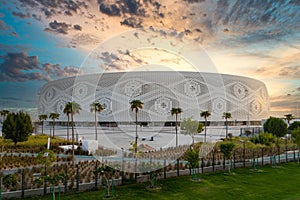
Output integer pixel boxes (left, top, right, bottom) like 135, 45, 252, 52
28, 163, 300, 200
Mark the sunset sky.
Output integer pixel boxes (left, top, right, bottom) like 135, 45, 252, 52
0, 0, 299, 117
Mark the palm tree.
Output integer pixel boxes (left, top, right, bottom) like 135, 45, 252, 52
200, 110, 211, 143
66, 101, 81, 159
223, 112, 232, 139
49, 112, 60, 138
171, 108, 182, 147
284, 114, 295, 126
38, 114, 48, 135
63, 103, 72, 141
130, 100, 144, 154
90, 102, 104, 141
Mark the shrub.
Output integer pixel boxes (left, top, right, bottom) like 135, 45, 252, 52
2, 174, 17, 189
289, 121, 300, 131
250, 132, 276, 146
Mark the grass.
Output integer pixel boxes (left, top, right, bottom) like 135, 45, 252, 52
26, 162, 300, 200
10, 134, 68, 146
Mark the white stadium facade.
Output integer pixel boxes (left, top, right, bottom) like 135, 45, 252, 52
38, 71, 269, 126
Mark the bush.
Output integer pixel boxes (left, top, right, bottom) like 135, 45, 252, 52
2, 174, 17, 189
289, 121, 300, 131
250, 132, 276, 146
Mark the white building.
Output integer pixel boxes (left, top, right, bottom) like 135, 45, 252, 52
38, 71, 269, 125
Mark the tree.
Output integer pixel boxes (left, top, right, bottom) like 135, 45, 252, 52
219, 142, 236, 174
130, 100, 144, 154
284, 114, 295, 126
90, 102, 104, 141
66, 101, 81, 159
2, 112, 33, 146
63, 103, 72, 141
49, 112, 60, 138
171, 107, 182, 147
289, 121, 300, 131
180, 118, 202, 145
222, 112, 232, 139
94, 165, 116, 198
185, 148, 200, 181
291, 127, 300, 163
200, 110, 211, 142
38, 114, 48, 135
263, 117, 288, 137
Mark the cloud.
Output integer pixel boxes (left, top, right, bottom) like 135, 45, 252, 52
253, 52, 300, 79
42, 63, 81, 77
0, 52, 81, 82
120, 17, 143, 28
73, 24, 82, 31
0, 19, 12, 31
45, 20, 71, 34
0, 52, 50, 82
12, 11, 30, 19
269, 93, 300, 112
70, 33, 101, 48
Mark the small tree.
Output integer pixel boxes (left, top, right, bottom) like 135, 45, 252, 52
36, 150, 57, 167
38, 114, 48, 135
264, 117, 288, 137
2, 112, 33, 147
219, 142, 236, 174
185, 148, 200, 181
292, 127, 300, 163
181, 118, 202, 145
49, 112, 60, 138
95, 165, 116, 198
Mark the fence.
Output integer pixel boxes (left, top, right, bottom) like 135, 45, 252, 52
0, 145, 299, 199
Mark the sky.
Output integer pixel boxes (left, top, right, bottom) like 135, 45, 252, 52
0, 0, 299, 117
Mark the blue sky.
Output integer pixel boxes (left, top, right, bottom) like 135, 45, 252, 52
0, 0, 299, 116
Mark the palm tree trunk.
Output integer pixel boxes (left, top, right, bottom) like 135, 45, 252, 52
95, 110, 97, 141
225, 119, 228, 139
42, 121, 44, 135
204, 118, 207, 143
175, 114, 178, 147
135, 110, 138, 154
52, 120, 55, 138
67, 115, 70, 141
71, 113, 75, 165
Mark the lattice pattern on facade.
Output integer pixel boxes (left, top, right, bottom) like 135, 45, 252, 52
38, 71, 270, 122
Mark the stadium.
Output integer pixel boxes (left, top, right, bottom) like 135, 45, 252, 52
38, 71, 269, 126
